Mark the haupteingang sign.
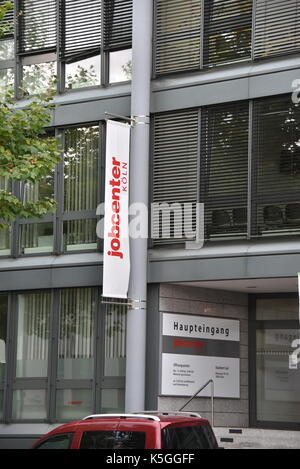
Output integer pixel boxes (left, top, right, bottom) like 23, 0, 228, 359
102, 120, 131, 299
161, 313, 240, 399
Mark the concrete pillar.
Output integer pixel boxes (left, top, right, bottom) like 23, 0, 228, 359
125, 0, 153, 412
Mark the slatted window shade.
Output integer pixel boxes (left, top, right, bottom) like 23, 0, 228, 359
203, 0, 252, 67
0, 0, 14, 38
254, 0, 300, 59
59, 0, 101, 62
152, 109, 199, 244
19, 0, 56, 54
200, 102, 249, 240
104, 0, 132, 51
155, 0, 201, 75
252, 96, 300, 237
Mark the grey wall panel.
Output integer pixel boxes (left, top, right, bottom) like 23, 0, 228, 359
52, 95, 131, 127
0, 265, 103, 291
148, 253, 300, 284
152, 67, 300, 114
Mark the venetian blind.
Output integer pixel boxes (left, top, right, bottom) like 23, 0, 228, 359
152, 109, 199, 244
19, 0, 56, 54
200, 102, 249, 240
155, 0, 201, 75
254, 0, 300, 59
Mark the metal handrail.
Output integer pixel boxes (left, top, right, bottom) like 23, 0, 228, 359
178, 379, 215, 427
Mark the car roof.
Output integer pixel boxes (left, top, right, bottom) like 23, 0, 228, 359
46, 412, 210, 435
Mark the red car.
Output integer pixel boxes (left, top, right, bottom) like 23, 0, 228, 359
31, 412, 219, 449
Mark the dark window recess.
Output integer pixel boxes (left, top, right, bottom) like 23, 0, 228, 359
34, 433, 74, 449
154, 0, 202, 75
79, 431, 146, 449
203, 0, 252, 67
254, 0, 300, 60
252, 96, 300, 237
18, 0, 57, 54
162, 424, 217, 449
200, 101, 249, 240
152, 109, 199, 245
104, 0, 133, 51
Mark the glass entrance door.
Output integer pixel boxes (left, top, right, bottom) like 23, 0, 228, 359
251, 296, 300, 429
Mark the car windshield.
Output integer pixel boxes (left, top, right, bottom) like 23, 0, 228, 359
79, 430, 146, 449
162, 424, 217, 449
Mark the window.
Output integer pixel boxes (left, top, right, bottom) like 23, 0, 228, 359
251, 296, 300, 428
35, 433, 74, 449
254, 0, 300, 59
0, 295, 7, 420
0, 287, 126, 423
203, 0, 252, 67
162, 424, 217, 449
0, 0, 14, 93
252, 96, 300, 237
152, 110, 199, 245
63, 126, 100, 252
152, 94, 300, 244
16, 0, 133, 93
18, 0, 57, 96
79, 430, 146, 449
200, 101, 249, 240
155, 0, 202, 75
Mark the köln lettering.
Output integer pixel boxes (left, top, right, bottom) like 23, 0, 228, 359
107, 157, 123, 259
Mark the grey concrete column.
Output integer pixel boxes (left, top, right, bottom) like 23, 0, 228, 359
125, 0, 153, 412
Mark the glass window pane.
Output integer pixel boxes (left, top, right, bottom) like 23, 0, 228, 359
56, 389, 92, 420
80, 430, 146, 450
109, 49, 132, 83
35, 433, 74, 450
65, 55, 100, 89
0, 295, 8, 384
0, 68, 14, 94
0, 390, 3, 420
254, 97, 300, 237
0, 39, 14, 60
256, 298, 299, 321
63, 219, 97, 251
256, 328, 300, 424
105, 303, 126, 377
24, 172, 55, 203
0, 227, 10, 256
22, 61, 56, 95
16, 292, 51, 378
101, 389, 125, 413
205, 0, 252, 67
64, 126, 99, 212
58, 288, 95, 380
20, 223, 53, 255
12, 389, 47, 420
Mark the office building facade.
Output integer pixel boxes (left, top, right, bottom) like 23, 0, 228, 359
0, 0, 300, 448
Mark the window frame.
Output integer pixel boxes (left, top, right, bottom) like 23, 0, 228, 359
0, 287, 126, 424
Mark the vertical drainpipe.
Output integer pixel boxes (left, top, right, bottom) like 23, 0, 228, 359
125, 0, 153, 412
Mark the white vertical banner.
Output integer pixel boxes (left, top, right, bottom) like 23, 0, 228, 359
103, 120, 131, 299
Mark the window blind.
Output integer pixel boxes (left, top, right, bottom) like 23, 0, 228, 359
19, 0, 56, 54
59, 0, 101, 62
104, 0, 132, 50
152, 109, 199, 244
252, 95, 300, 237
155, 0, 201, 75
203, 0, 252, 67
0, 0, 14, 38
200, 102, 249, 240
254, 0, 300, 59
